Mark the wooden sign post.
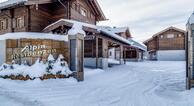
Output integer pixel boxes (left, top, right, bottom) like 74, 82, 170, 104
69, 34, 84, 81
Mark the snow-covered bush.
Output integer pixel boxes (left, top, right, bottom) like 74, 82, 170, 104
0, 54, 73, 80
46, 54, 55, 73
52, 54, 73, 76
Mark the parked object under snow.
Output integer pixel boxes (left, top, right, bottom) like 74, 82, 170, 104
0, 54, 73, 80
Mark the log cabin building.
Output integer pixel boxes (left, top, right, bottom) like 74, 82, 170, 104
144, 26, 186, 61
0, 0, 146, 70
0, 0, 106, 35
107, 27, 146, 62
186, 12, 194, 89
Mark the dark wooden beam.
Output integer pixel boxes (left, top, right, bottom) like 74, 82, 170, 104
123, 47, 126, 64
96, 37, 98, 68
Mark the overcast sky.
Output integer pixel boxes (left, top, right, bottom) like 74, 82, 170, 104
0, 0, 194, 42
98, 0, 194, 41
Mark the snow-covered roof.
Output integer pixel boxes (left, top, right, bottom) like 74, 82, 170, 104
187, 12, 194, 25
0, 0, 27, 10
112, 27, 129, 33
128, 39, 147, 51
100, 26, 129, 33
153, 26, 185, 37
0, 32, 68, 41
43, 19, 146, 51
44, 19, 98, 31
99, 28, 133, 45
44, 19, 133, 45
144, 26, 186, 43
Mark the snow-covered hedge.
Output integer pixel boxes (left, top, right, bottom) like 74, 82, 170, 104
0, 54, 73, 80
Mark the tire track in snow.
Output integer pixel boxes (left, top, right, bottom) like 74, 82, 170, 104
0, 88, 44, 106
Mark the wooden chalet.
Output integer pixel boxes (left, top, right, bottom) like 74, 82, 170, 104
186, 12, 194, 89
0, 0, 106, 35
144, 26, 186, 61
107, 27, 146, 62
0, 0, 146, 70
43, 19, 142, 69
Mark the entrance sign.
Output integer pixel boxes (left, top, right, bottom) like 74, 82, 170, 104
6, 39, 69, 65
11, 45, 57, 60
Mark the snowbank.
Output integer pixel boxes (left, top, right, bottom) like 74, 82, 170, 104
108, 58, 120, 64
0, 61, 192, 106
0, 54, 73, 80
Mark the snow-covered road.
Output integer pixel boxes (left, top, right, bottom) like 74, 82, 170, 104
0, 61, 194, 106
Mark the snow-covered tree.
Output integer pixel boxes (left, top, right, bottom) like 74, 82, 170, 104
10, 60, 16, 70
57, 54, 65, 66
46, 54, 55, 73
0, 63, 9, 71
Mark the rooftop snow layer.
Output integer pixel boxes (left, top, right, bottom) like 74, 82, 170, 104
103, 27, 128, 33
44, 19, 134, 45
99, 28, 133, 45
128, 39, 147, 51
0, 32, 68, 41
44, 19, 145, 51
0, 0, 27, 10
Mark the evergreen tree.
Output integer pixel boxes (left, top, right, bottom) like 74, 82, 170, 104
46, 54, 55, 73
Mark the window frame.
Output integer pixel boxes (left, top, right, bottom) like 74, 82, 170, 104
0, 18, 8, 30
167, 34, 174, 38
16, 16, 25, 28
80, 7, 87, 17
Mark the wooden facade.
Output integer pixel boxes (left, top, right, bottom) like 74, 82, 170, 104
144, 26, 186, 60
0, 0, 106, 34
125, 47, 143, 61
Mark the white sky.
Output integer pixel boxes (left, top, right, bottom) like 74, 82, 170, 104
0, 0, 6, 3
0, 0, 194, 42
98, 0, 194, 41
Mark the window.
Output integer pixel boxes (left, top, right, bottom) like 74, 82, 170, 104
160, 35, 164, 38
16, 16, 25, 28
167, 34, 174, 38
178, 34, 182, 37
0, 19, 8, 30
0, 20, 4, 30
72, 3, 77, 10
80, 7, 87, 17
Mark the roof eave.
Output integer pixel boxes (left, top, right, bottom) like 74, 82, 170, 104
0, 1, 26, 10
90, 0, 106, 21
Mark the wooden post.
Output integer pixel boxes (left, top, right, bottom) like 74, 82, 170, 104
123, 47, 126, 64
119, 45, 124, 64
96, 37, 98, 68
102, 39, 108, 69
69, 33, 84, 81
136, 48, 139, 61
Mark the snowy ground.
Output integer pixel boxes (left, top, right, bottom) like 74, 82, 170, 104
0, 61, 194, 106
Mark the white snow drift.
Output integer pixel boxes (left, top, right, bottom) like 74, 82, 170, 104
0, 61, 193, 106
